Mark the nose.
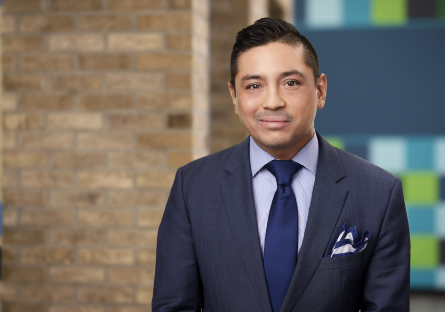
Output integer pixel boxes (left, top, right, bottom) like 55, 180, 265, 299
262, 86, 285, 110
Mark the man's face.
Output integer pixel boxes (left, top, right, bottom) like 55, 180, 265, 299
228, 42, 327, 159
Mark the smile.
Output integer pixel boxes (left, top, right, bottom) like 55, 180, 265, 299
258, 118, 290, 129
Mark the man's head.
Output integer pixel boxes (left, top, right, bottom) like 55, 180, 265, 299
228, 18, 327, 160
230, 17, 320, 94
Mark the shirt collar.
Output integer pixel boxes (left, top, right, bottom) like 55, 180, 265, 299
249, 131, 319, 177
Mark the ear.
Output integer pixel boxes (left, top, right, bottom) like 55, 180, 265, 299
316, 74, 327, 110
228, 81, 239, 115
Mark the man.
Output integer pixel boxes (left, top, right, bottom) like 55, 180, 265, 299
152, 18, 410, 312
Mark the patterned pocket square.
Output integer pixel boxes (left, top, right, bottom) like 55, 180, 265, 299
326, 222, 371, 258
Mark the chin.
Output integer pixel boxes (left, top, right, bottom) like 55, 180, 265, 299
256, 134, 295, 149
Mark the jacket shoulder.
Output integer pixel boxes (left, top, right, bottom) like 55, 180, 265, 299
179, 143, 240, 178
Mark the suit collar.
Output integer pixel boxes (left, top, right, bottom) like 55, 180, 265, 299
223, 135, 250, 175
223, 131, 345, 188
249, 132, 319, 178
314, 131, 346, 183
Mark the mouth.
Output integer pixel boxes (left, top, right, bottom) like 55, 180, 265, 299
258, 117, 290, 129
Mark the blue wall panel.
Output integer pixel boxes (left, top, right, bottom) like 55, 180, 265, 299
302, 26, 445, 135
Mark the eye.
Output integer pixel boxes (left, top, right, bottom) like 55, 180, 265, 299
286, 81, 300, 87
247, 84, 261, 89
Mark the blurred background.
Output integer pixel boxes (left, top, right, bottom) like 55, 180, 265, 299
0, 0, 444, 311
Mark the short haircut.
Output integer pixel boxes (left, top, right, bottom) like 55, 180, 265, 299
230, 17, 319, 92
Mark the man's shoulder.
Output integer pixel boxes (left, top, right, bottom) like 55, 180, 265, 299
179, 140, 245, 179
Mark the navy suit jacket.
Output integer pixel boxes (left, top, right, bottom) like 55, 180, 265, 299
152, 133, 410, 312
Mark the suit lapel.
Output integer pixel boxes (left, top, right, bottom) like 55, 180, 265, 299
281, 133, 348, 312
220, 137, 273, 312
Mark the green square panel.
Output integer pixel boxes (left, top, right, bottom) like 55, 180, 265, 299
402, 172, 439, 204
411, 236, 439, 268
325, 137, 344, 150
372, 0, 407, 25
438, 0, 445, 18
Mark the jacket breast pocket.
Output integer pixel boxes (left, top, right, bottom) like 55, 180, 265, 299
318, 250, 366, 270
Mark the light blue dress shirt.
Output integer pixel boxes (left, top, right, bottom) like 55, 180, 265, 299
249, 132, 319, 254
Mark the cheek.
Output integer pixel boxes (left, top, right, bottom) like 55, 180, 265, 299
238, 97, 259, 118
289, 96, 317, 118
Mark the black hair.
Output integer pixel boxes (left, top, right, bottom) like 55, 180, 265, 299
230, 17, 319, 93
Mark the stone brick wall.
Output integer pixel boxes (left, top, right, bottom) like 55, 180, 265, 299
1, 0, 209, 311
210, 0, 249, 152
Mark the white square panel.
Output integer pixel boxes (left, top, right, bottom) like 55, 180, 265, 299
436, 267, 445, 290
436, 203, 445, 238
306, 0, 343, 28
369, 137, 406, 173
435, 138, 445, 174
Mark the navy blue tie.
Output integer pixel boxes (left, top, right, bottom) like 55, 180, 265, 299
263, 160, 302, 312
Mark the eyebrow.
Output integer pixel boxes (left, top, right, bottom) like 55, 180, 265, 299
280, 70, 306, 79
240, 70, 306, 82
240, 74, 262, 82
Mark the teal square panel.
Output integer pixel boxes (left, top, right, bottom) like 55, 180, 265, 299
411, 269, 435, 289
437, 267, 445, 289
407, 207, 435, 234
407, 138, 434, 170
369, 137, 406, 173
436, 204, 445, 238
435, 138, 445, 174
344, 0, 371, 25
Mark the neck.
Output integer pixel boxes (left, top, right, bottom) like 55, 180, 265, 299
253, 128, 314, 160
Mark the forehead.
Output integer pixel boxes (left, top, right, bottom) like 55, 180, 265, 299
236, 42, 308, 78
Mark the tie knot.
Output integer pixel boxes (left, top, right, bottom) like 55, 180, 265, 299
264, 160, 302, 186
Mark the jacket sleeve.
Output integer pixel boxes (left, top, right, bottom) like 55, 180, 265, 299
152, 168, 203, 312
360, 178, 410, 312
